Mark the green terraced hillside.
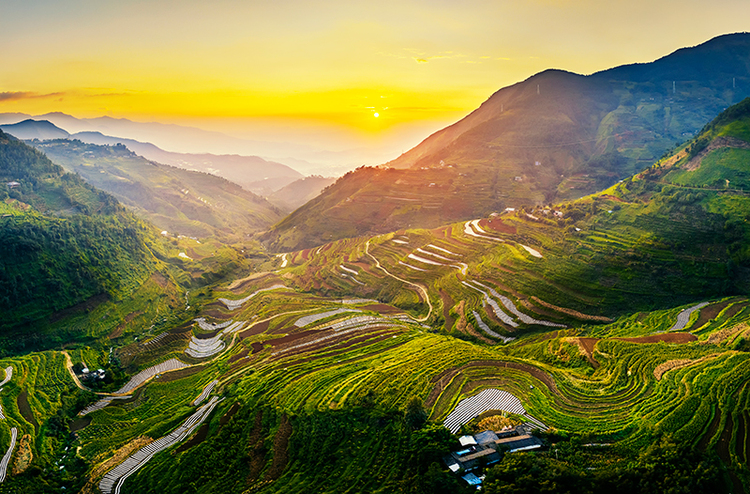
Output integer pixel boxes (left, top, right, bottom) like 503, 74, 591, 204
5, 92, 750, 493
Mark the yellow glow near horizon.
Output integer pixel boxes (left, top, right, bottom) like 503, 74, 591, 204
2, 0, 750, 147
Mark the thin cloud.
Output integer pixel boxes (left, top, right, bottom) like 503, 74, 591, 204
0, 91, 34, 101
0, 91, 65, 101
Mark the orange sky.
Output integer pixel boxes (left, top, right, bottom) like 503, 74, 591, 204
2, 0, 750, 162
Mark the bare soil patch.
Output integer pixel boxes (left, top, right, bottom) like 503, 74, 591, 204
266, 414, 292, 480
220, 402, 240, 427
688, 299, 737, 331
268, 329, 325, 347
230, 348, 250, 363
239, 320, 270, 339
359, 303, 403, 314
250, 342, 265, 354
571, 337, 600, 368
157, 366, 202, 383
108, 311, 143, 339
70, 416, 92, 432
49, 293, 108, 323
17, 391, 37, 432
151, 271, 169, 288
174, 422, 209, 454
440, 290, 455, 332
246, 411, 267, 485
482, 218, 516, 234
12, 434, 32, 474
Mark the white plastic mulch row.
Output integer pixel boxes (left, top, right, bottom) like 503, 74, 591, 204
462, 281, 519, 328
519, 244, 543, 258
327, 315, 406, 331
471, 281, 565, 328
141, 332, 167, 348
0, 367, 12, 388
339, 265, 359, 275
398, 261, 427, 272
464, 220, 503, 242
339, 299, 379, 305
116, 359, 189, 395
669, 302, 710, 331
0, 405, 4, 420
0, 427, 17, 483
194, 318, 233, 331
416, 247, 457, 262
472, 311, 514, 343
99, 396, 222, 494
392, 239, 409, 245
218, 284, 286, 310
274, 314, 415, 356
341, 273, 365, 285
219, 321, 246, 335
272, 324, 403, 357
294, 308, 363, 328
408, 253, 445, 266
78, 395, 133, 417
443, 388, 546, 433
192, 380, 218, 406
425, 244, 459, 257
185, 335, 226, 359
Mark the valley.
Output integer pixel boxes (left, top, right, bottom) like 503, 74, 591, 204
2, 34, 750, 494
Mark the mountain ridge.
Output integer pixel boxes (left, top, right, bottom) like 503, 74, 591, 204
262, 32, 750, 251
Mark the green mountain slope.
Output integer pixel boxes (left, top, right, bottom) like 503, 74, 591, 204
7, 100, 750, 494
267, 175, 336, 213
263, 33, 750, 251
0, 131, 161, 331
29, 138, 283, 240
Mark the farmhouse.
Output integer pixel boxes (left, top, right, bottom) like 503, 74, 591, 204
443, 426, 543, 484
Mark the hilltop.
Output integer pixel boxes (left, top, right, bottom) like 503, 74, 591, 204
263, 33, 750, 251
29, 139, 284, 241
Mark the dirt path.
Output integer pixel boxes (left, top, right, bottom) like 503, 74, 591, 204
365, 239, 433, 322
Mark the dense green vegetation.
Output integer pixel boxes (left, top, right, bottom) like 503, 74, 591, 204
31, 139, 283, 241
4, 66, 750, 494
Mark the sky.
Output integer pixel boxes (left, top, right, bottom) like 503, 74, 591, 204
1, 0, 749, 169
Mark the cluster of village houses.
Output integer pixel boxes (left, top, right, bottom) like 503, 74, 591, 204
444, 425, 543, 488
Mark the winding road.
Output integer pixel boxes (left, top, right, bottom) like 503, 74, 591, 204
365, 239, 433, 322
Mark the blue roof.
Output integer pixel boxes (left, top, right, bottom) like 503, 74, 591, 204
462, 472, 483, 486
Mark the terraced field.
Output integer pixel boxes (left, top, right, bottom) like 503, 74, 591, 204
6, 102, 750, 492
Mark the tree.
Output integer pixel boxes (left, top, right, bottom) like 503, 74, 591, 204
405, 397, 427, 429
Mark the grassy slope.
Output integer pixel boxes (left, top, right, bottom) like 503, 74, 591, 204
31, 139, 283, 241
7, 100, 750, 493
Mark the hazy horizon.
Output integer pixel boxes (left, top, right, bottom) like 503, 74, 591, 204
3, 0, 750, 174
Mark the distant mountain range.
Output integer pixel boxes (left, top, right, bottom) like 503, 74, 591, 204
262, 33, 750, 251
0, 111, 391, 176
29, 138, 284, 240
0, 119, 304, 194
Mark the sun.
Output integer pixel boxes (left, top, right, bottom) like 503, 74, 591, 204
373, 112, 379, 118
